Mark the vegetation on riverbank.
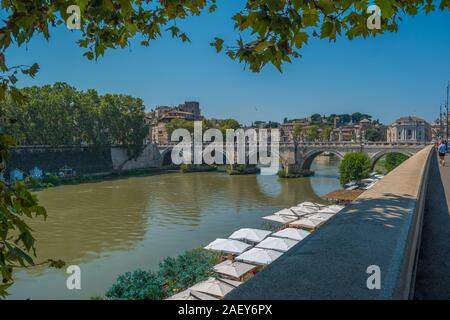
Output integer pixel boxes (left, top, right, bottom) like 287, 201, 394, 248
277, 168, 314, 179
0, 83, 148, 158
105, 248, 221, 300
339, 152, 371, 186
24, 168, 173, 190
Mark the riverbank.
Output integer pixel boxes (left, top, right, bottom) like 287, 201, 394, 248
27, 167, 178, 190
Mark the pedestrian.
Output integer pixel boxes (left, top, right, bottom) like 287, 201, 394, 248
438, 140, 446, 166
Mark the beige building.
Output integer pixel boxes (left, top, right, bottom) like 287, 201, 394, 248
146, 102, 202, 144
387, 116, 431, 143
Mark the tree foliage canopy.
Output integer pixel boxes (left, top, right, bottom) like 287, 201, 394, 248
0, 82, 148, 156
339, 151, 371, 186
0, 0, 449, 99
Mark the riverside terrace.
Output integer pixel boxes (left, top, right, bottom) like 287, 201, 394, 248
226, 145, 446, 299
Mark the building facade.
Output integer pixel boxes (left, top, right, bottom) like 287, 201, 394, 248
387, 116, 431, 143
146, 101, 202, 144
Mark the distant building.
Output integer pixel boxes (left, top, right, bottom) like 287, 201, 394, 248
146, 101, 202, 144
387, 116, 431, 143
279, 118, 311, 142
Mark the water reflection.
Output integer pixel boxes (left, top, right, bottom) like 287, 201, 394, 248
9, 155, 340, 299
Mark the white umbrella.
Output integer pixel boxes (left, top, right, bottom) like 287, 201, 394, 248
189, 277, 235, 298
204, 238, 251, 254
256, 236, 299, 252
289, 217, 324, 230
262, 214, 298, 224
218, 278, 243, 288
165, 289, 198, 300
297, 201, 326, 209
213, 260, 256, 279
318, 205, 344, 214
165, 289, 218, 300
273, 208, 297, 217
272, 228, 311, 241
236, 248, 283, 265
289, 205, 317, 216
307, 213, 334, 222
229, 228, 271, 243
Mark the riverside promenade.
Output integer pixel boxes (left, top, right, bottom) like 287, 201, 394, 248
414, 152, 450, 299
228, 146, 433, 300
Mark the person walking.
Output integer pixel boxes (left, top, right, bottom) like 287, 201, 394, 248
438, 140, 447, 166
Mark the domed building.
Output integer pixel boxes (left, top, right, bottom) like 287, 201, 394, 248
387, 116, 431, 142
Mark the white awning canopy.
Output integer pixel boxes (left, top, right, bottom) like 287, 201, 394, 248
262, 214, 298, 224
272, 228, 311, 241
297, 201, 326, 209
289, 217, 324, 229
236, 248, 283, 265
256, 236, 299, 252
213, 260, 256, 279
189, 277, 236, 298
229, 228, 271, 243
273, 208, 298, 217
204, 238, 251, 254
165, 289, 219, 300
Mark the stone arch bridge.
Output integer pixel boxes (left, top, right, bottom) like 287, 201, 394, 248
157, 142, 428, 173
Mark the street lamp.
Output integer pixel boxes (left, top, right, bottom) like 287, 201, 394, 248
447, 81, 450, 142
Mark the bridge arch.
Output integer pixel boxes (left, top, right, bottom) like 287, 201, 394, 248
160, 147, 175, 166
300, 149, 345, 171
370, 150, 413, 170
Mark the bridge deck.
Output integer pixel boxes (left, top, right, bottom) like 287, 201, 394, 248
415, 152, 450, 299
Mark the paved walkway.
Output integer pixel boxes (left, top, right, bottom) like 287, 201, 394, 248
414, 152, 450, 299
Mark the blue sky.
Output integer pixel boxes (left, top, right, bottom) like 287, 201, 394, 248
6, 2, 450, 125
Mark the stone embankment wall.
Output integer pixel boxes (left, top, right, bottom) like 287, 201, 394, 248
6, 144, 162, 176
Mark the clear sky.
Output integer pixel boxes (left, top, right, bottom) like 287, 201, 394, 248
6, 2, 450, 126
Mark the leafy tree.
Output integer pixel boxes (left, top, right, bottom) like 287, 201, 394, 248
165, 118, 194, 136
365, 128, 382, 142
351, 112, 372, 123
310, 113, 322, 125
0, 0, 448, 100
0, 135, 64, 297
384, 152, 409, 172
320, 126, 332, 141
304, 125, 320, 141
1, 84, 148, 157
219, 118, 241, 132
339, 152, 371, 186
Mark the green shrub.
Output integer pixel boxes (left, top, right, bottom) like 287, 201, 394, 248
277, 169, 286, 178
384, 153, 409, 172
158, 248, 219, 291
105, 248, 221, 300
339, 152, 371, 186
105, 269, 165, 300
180, 163, 188, 173
43, 174, 61, 186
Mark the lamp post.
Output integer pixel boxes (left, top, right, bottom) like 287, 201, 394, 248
447, 81, 450, 142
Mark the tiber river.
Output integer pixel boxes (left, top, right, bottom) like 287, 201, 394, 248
8, 156, 340, 300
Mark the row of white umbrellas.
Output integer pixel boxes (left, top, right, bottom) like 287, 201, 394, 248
168, 202, 344, 300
